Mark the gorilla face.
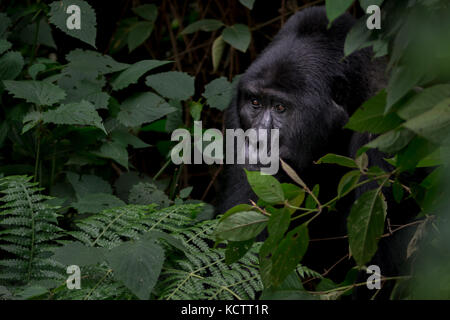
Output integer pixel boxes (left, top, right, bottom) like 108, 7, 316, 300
235, 46, 349, 172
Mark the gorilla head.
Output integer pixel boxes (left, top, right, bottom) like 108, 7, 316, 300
224, 6, 382, 179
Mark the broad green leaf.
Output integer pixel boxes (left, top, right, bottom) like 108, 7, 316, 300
3, 80, 66, 106
63, 49, 129, 81
212, 36, 225, 72
106, 239, 165, 300
392, 180, 404, 203
49, 0, 97, 47
128, 182, 171, 208
362, 128, 415, 154
245, 169, 284, 204
181, 19, 224, 35
215, 211, 268, 241
22, 111, 42, 134
260, 271, 316, 300
305, 184, 320, 209
28, 63, 46, 80
94, 140, 129, 169
267, 208, 290, 241
203, 77, 233, 111
270, 224, 309, 286
219, 203, 254, 222
111, 130, 150, 149
338, 170, 361, 198
111, 60, 171, 91
225, 239, 254, 264
344, 18, 372, 56
316, 153, 358, 168
397, 137, 437, 171
386, 65, 424, 112
397, 84, 450, 120
117, 92, 177, 127
239, 0, 256, 9
179, 186, 193, 199
0, 51, 23, 80
52, 242, 106, 266
19, 20, 56, 49
0, 39, 12, 55
127, 21, 154, 53
347, 189, 387, 265
66, 172, 112, 198
42, 100, 106, 133
326, 0, 355, 24
72, 193, 125, 213
403, 98, 450, 145
165, 99, 183, 132
282, 183, 305, 212
222, 24, 251, 53
345, 90, 403, 134
189, 101, 203, 121
132, 4, 158, 22
145, 71, 194, 100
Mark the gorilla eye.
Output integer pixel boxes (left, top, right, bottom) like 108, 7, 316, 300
251, 99, 260, 107
274, 104, 286, 113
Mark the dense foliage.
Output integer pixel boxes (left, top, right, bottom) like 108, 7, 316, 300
0, 0, 449, 299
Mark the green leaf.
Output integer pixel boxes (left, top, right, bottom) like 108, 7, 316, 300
219, 203, 255, 222
106, 239, 165, 300
111, 60, 171, 91
28, 63, 46, 80
397, 136, 436, 172
392, 180, 404, 203
386, 65, 424, 112
282, 183, 305, 213
338, 170, 361, 198
111, 130, 150, 149
0, 51, 24, 80
189, 101, 203, 121
326, 0, 355, 25
270, 224, 309, 286
215, 211, 268, 241
66, 172, 112, 198
225, 239, 254, 264
118, 92, 177, 127
145, 71, 194, 101
179, 186, 193, 199
0, 39, 12, 55
49, 0, 97, 47
52, 242, 106, 266
93, 140, 129, 169
347, 189, 387, 265
403, 98, 450, 145
239, 0, 256, 9
316, 153, 358, 168
397, 84, 450, 120
19, 20, 56, 49
42, 100, 106, 133
181, 19, 224, 35
222, 24, 251, 53
345, 90, 403, 134
72, 193, 126, 213
3, 80, 66, 106
344, 17, 372, 56
362, 128, 415, 154
63, 49, 129, 80
22, 111, 42, 134
0, 13, 11, 38
127, 21, 154, 53
305, 184, 320, 209
212, 36, 225, 72
132, 4, 158, 22
245, 169, 285, 204
203, 77, 233, 111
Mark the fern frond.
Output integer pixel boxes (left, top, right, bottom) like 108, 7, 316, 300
0, 176, 64, 285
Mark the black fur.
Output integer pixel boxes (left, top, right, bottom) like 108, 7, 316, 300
218, 7, 417, 298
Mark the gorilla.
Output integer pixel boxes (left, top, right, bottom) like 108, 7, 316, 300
218, 6, 417, 298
